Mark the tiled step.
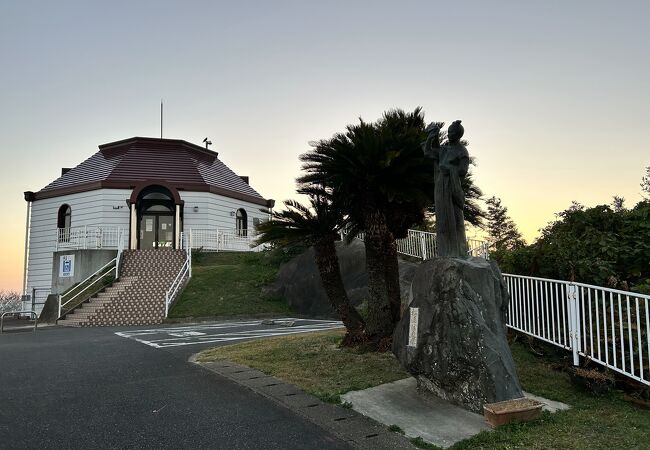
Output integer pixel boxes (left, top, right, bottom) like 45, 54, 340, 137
59, 249, 188, 327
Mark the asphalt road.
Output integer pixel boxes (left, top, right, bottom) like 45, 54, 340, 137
0, 319, 349, 450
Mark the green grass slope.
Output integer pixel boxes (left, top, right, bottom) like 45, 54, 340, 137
168, 251, 292, 319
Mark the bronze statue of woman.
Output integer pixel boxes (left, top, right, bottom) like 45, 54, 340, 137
423, 120, 470, 258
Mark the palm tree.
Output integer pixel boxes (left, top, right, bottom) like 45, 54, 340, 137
299, 108, 436, 342
255, 195, 365, 344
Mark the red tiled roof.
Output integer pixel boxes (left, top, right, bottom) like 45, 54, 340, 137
33, 137, 272, 207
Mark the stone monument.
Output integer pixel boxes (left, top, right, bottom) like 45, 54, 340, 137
393, 121, 524, 413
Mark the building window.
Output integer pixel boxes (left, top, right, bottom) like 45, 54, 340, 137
57, 204, 71, 242
236, 208, 247, 237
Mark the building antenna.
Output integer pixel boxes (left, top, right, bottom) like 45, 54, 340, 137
160, 99, 163, 139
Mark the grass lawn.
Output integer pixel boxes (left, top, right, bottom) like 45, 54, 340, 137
168, 251, 292, 319
197, 330, 407, 403
197, 330, 650, 450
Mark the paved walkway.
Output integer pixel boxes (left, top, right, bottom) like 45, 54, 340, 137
341, 378, 571, 448
342, 377, 489, 448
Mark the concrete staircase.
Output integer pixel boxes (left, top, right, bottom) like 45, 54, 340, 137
58, 249, 187, 327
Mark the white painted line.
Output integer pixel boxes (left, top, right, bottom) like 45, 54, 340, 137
144, 325, 343, 344
152, 326, 344, 348
116, 320, 266, 336
115, 319, 344, 349
116, 318, 338, 337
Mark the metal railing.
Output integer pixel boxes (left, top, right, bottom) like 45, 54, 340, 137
1, 311, 38, 333
396, 229, 437, 260
57, 258, 117, 319
503, 274, 650, 387
187, 228, 262, 252
55, 226, 123, 251
166, 232, 192, 317
56, 229, 125, 319
115, 229, 125, 275
467, 239, 490, 259
342, 227, 489, 261
28, 287, 50, 314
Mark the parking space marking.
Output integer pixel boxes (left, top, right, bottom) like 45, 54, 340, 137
115, 318, 343, 348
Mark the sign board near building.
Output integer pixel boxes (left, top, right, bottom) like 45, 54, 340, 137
59, 255, 75, 278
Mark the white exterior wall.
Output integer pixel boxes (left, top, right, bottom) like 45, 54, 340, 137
180, 191, 269, 232
25, 188, 269, 303
25, 189, 131, 300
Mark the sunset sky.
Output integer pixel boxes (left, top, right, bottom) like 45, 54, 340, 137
1, 1, 649, 292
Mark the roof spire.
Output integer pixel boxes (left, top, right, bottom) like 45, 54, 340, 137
160, 99, 163, 139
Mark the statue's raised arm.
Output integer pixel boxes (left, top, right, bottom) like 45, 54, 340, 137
422, 122, 441, 159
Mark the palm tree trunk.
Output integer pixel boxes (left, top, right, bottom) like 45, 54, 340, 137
313, 239, 365, 341
383, 237, 402, 323
363, 211, 395, 343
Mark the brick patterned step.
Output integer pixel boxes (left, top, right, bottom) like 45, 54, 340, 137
59, 249, 187, 328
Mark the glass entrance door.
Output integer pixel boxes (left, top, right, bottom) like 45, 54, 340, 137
140, 214, 157, 249
157, 215, 174, 248
139, 214, 174, 249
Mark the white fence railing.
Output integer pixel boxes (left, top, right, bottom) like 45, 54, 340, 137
187, 228, 262, 252
54, 226, 262, 253
503, 274, 650, 387
344, 228, 489, 260
166, 232, 192, 317
55, 227, 123, 251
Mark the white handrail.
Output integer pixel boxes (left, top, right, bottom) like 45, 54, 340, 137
165, 260, 189, 317
115, 228, 125, 275
58, 258, 116, 318
164, 232, 192, 317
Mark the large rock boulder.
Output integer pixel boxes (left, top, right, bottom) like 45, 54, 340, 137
392, 256, 523, 413
264, 240, 418, 318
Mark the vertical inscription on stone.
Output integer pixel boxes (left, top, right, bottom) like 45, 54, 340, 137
408, 307, 419, 347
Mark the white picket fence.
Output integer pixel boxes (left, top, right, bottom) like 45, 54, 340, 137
504, 274, 650, 387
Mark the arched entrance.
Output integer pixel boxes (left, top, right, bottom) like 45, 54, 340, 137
132, 185, 181, 249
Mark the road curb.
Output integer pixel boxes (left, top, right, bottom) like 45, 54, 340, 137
193, 358, 416, 450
